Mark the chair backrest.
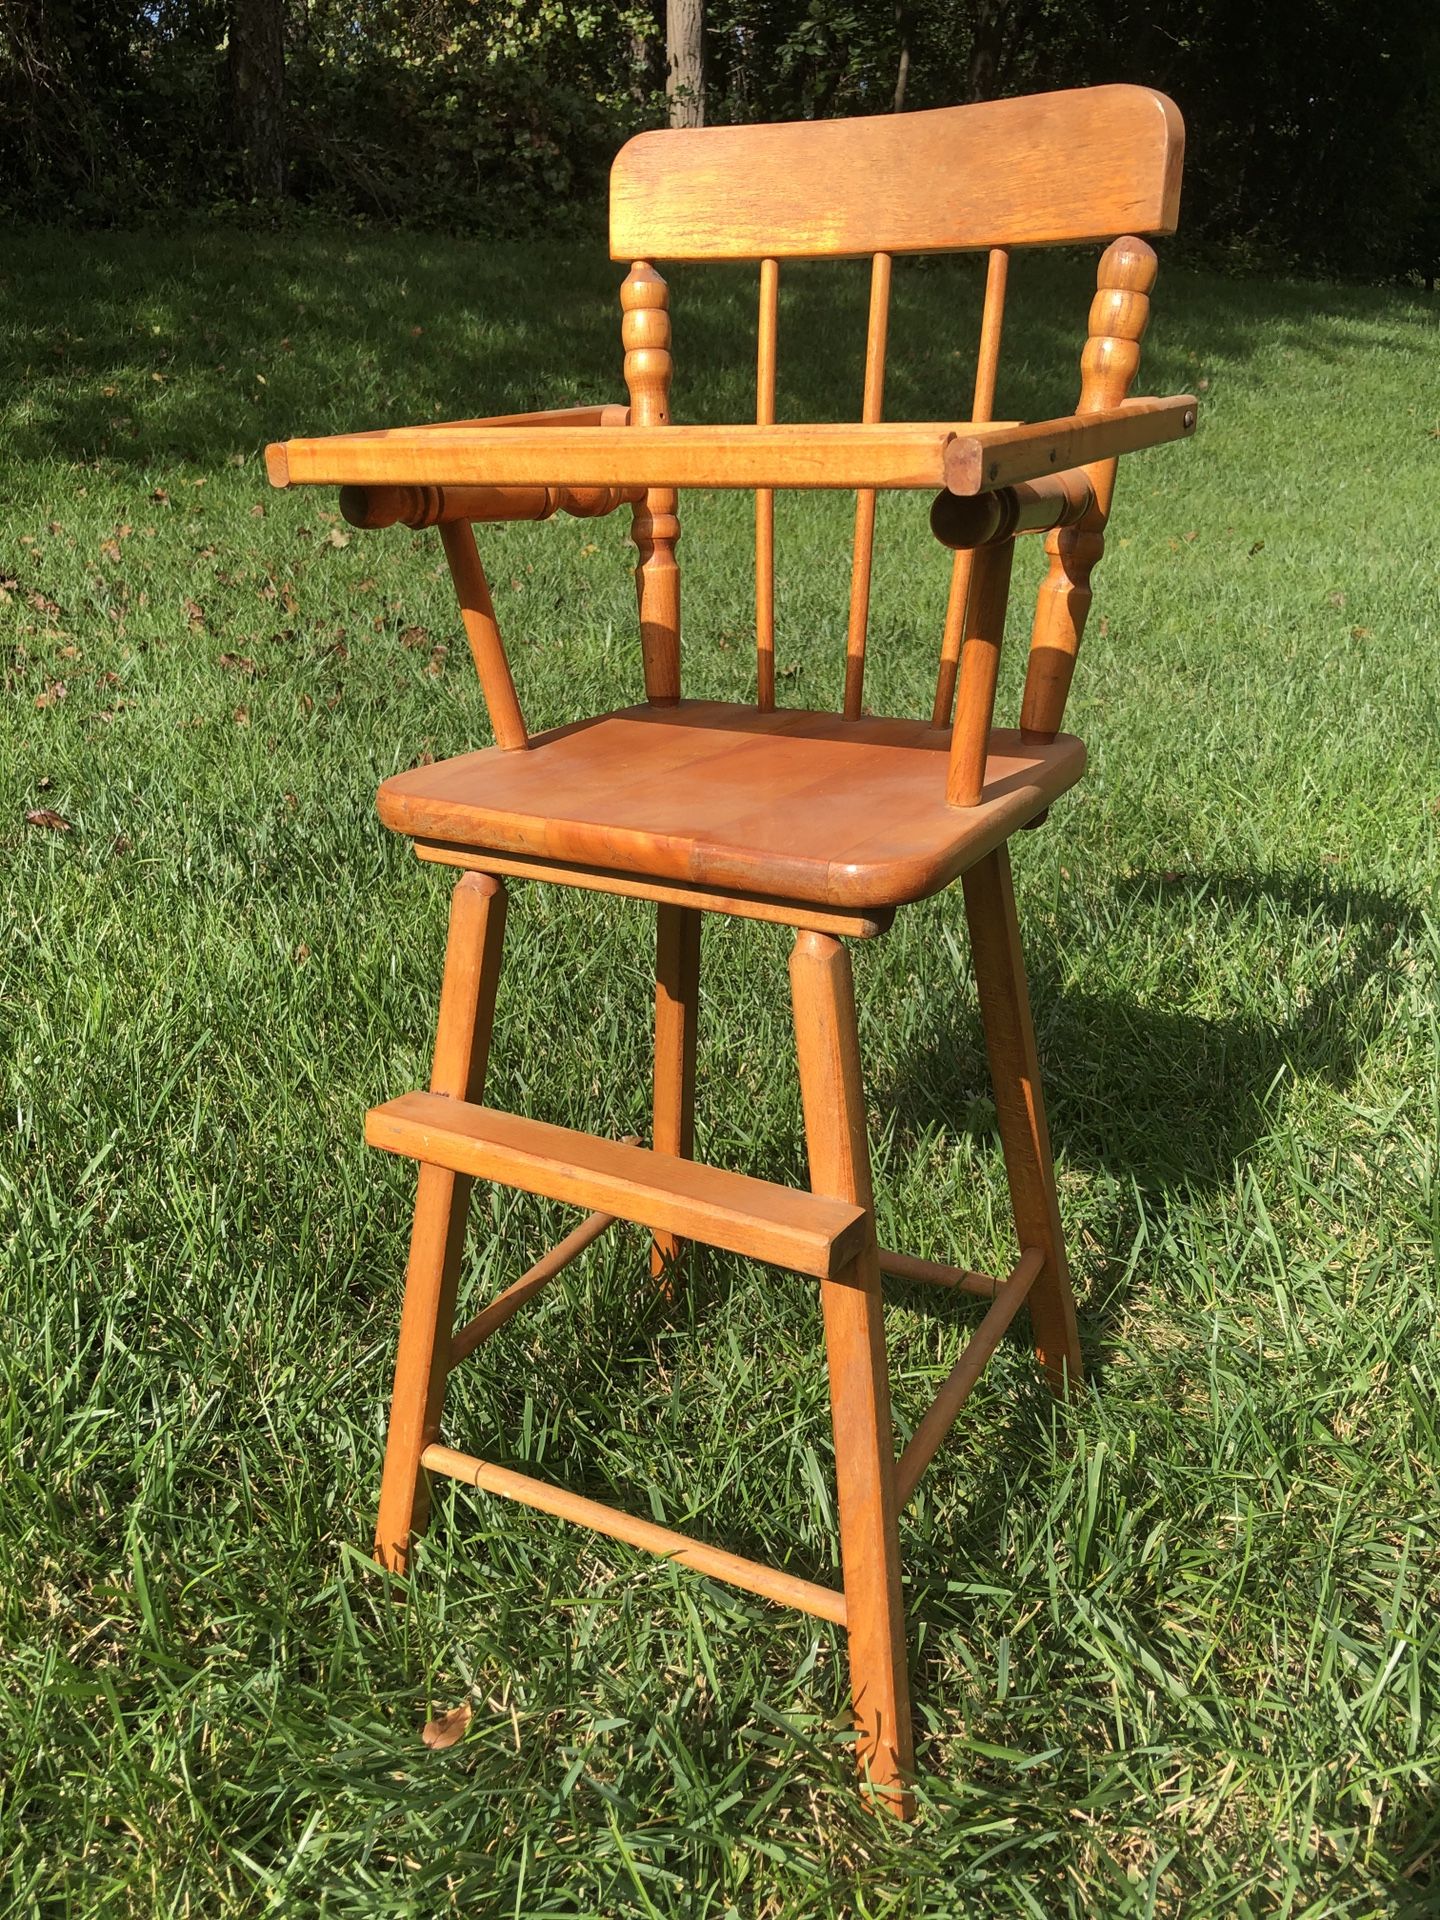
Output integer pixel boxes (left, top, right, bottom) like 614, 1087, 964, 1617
607, 85, 1184, 740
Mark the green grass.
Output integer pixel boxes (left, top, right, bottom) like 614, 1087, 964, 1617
1, 224, 1437, 1917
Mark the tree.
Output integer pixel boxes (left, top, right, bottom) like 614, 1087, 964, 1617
230, 0, 286, 198
667, 0, 705, 127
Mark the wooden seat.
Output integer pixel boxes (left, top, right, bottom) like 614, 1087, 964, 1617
378, 703, 1086, 909
265, 82, 1196, 1817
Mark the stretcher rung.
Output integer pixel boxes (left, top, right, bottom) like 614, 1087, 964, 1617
421, 1444, 848, 1625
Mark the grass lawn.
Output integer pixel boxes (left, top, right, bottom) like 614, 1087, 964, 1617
1, 222, 1437, 1917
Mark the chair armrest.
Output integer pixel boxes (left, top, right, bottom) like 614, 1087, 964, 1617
943, 395, 1197, 494
266, 420, 1023, 493
265, 402, 630, 487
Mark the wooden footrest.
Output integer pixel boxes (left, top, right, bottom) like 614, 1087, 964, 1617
366, 1091, 868, 1280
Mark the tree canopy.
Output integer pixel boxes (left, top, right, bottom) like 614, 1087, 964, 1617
2, 1, 1436, 281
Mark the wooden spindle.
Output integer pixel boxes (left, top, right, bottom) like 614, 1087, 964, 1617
1020, 236, 1156, 742
755, 257, 779, 710
438, 521, 528, 751
622, 260, 681, 706
842, 252, 892, 721
933, 246, 1008, 727
945, 539, 1014, 807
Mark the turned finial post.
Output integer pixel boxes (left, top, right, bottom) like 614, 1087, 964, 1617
622, 260, 681, 705
1019, 235, 1156, 742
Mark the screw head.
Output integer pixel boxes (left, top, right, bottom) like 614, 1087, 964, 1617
1183, 408, 1196, 431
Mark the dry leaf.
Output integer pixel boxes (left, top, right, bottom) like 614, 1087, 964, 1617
218, 652, 256, 677
1247, 540, 1265, 557
151, 487, 170, 505
326, 528, 350, 550
421, 1702, 472, 1751
34, 681, 67, 709
232, 704, 250, 726
26, 807, 72, 831
36, 773, 54, 790
1349, 626, 1374, 641
111, 834, 132, 855
399, 624, 429, 650
185, 599, 206, 633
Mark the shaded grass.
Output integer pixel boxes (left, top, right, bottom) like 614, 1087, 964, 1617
0, 225, 1437, 1916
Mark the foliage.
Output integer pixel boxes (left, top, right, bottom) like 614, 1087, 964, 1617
0, 2, 1437, 278
1, 222, 1438, 1912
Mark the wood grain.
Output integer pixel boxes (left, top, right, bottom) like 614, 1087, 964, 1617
790, 930, 914, 1812
377, 702, 1086, 909
962, 847, 1082, 1391
843, 252, 892, 720
893, 1248, 1042, 1504
755, 256, 779, 710
651, 903, 701, 1283
1021, 236, 1161, 741
623, 261, 682, 704
367, 1090, 869, 1280
934, 246, 1009, 728
373, 872, 507, 1574
422, 1444, 848, 1624
438, 521, 528, 751
943, 393, 1194, 494
269, 420, 1017, 492
610, 85, 1183, 260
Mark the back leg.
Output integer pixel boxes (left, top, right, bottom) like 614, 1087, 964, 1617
961, 845, 1083, 1393
650, 902, 701, 1292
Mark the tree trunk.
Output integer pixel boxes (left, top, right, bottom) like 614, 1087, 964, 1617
666, 0, 704, 128
230, 0, 286, 199
893, 3, 914, 112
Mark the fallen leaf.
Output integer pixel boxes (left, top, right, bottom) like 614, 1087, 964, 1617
111, 834, 132, 855
1349, 626, 1374, 640
421, 1702, 472, 1751
26, 807, 72, 831
36, 773, 54, 790
232, 705, 250, 726
250, 504, 265, 518
218, 652, 256, 677
34, 681, 67, 709
1247, 540, 1265, 557
299, 692, 314, 715
185, 599, 206, 633
151, 487, 170, 504
326, 528, 350, 550
1327, 591, 1347, 608
399, 625, 429, 650
58, 644, 81, 661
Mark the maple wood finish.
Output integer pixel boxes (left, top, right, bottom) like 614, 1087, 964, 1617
267, 84, 1193, 1813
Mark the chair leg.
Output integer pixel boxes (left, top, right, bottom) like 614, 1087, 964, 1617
961, 845, 1083, 1394
789, 930, 915, 1815
374, 872, 508, 1575
650, 902, 701, 1290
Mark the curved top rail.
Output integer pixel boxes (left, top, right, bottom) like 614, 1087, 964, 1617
610, 86, 1183, 263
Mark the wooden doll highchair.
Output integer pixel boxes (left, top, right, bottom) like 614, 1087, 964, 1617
265, 84, 1195, 1813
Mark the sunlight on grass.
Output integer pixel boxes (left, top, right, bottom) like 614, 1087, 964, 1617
1, 227, 1437, 1916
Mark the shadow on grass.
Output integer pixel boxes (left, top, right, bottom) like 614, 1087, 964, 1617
880, 864, 1414, 1368
2, 223, 1430, 473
